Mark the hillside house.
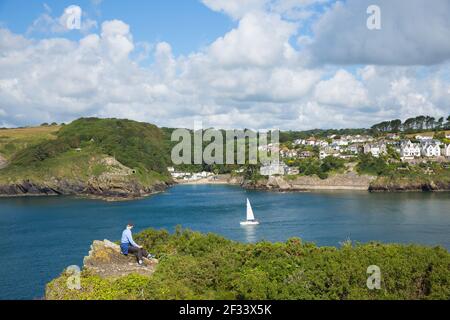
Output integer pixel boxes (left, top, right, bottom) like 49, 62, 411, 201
364, 143, 387, 158
281, 149, 298, 158
400, 140, 421, 159
320, 148, 339, 160
416, 135, 433, 142
421, 141, 441, 157
444, 144, 450, 157
286, 167, 300, 175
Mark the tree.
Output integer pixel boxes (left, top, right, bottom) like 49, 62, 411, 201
437, 117, 444, 129
390, 119, 402, 132
403, 118, 416, 131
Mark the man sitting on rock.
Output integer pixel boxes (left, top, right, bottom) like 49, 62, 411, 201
120, 222, 154, 265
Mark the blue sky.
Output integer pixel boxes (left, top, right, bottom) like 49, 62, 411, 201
0, 0, 234, 55
0, 0, 449, 129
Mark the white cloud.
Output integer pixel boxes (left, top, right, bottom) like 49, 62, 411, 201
0, 1, 450, 131
314, 69, 369, 108
208, 12, 298, 68
27, 5, 97, 35
201, 0, 267, 20
100, 20, 134, 62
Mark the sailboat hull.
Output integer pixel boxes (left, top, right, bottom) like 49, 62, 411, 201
240, 221, 260, 226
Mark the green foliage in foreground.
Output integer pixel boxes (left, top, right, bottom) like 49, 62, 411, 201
47, 228, 450, 300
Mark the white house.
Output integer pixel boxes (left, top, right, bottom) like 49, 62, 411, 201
421, 142, 441, 157
306, 138, 318, 146
364, 143, 387, 158
293, 139, 306, 146
347, 135, 373, 143
347, 145, 361, 154
400, 140, 421, 159
258, 143, 280, 153
320, 148, 339, 160
444, 144, 450, 157
416, 135, 433, 141
333, 138, 349, 146
281, 149, 298, 158
286, 167, 300, 175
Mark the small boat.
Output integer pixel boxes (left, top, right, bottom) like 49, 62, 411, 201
240, 198, 260, 226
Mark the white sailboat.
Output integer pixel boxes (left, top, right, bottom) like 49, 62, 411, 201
240, 198, 260, 226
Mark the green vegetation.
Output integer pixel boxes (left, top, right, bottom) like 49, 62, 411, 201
0, 118, 171, 186
0, 126, 60, 160
280, 129, 368, 143
294, 156, 346, 180
357, 153, 450, 189
371, 114, 450, 134
356, 154, 390, 176
46, 228, 450, 300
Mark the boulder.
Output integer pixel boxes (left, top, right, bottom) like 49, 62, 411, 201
83, 240, 158, 278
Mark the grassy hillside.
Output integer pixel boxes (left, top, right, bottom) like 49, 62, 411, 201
0, 118, 172, 186
0, 125, 60, 160
46, 228, 450, 300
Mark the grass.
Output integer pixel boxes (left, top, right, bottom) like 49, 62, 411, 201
405, 130, 450, 139
0, 118, 172, 188
0, 126, 60, 159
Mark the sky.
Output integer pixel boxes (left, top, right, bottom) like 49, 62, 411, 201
0, 0, 449, 130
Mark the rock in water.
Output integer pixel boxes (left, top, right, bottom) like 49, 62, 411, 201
83, 240, 158, 278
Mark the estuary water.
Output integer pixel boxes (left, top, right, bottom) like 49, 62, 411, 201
0, 184, 449, 299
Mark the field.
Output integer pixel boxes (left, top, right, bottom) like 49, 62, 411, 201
0, 126, 60, 160
405, 130, 450, 139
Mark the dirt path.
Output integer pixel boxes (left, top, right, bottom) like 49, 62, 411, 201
0, 154, 7, 169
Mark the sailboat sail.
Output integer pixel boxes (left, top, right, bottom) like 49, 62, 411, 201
246, 199, 255, 221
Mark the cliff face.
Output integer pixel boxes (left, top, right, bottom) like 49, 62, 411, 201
45, 239, 158, 300
0, 178, 169, 200
0, 155, 171, 200
243, 172, 375, 191
83, 240, 158, 278
369, 177, 450, 192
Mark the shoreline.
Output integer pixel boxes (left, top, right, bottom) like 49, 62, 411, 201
1, 175, 450, 201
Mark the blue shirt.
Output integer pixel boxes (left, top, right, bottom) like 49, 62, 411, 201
120, 228, 139, 254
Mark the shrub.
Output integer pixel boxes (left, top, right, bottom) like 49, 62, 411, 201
48, 228, 450, 300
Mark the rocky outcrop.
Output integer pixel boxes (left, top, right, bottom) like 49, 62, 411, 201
0, 178, 169, 200
83, 240, 158, 278
0, 156, 171, 200
244, 172, 375, 191
369, 177, 450, 192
